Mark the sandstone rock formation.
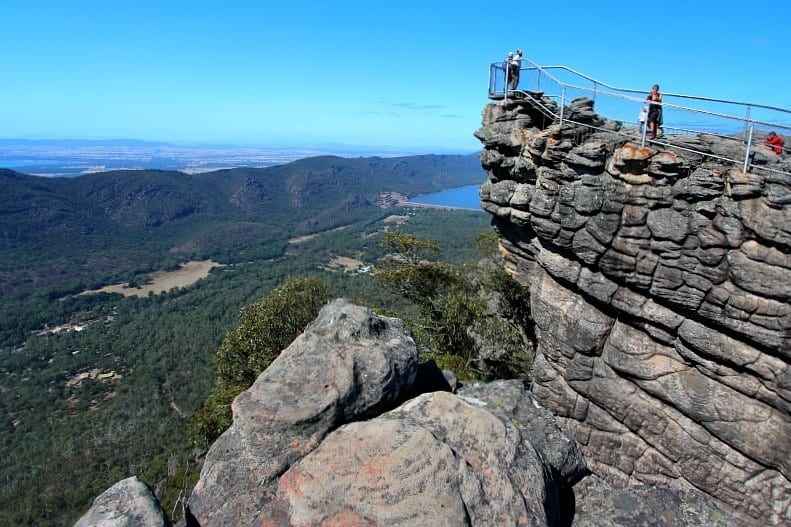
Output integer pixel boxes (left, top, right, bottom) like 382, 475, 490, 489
186, 299, 587, 527
475, 93, 790, 525
74, 476, 170, 527
187, 298, 421, 527
79, 299, 743, 527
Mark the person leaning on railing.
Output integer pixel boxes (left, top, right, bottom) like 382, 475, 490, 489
502, 49, 523, 91
646, 84, 663, 138
764, 131, 785, 155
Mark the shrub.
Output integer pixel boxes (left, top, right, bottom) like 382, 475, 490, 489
189, 276, 332, 448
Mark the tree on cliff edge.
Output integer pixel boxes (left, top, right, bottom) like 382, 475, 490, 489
375, 230, 534, 381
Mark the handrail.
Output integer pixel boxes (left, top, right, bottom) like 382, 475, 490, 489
526, 63, 791, 115
489, 56, 791, 129
541, 81, 790, 134
486, 56, 791, 177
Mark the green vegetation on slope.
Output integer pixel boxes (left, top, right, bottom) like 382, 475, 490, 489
0, 155, 485, 345
0, 198, 493, 526
189, 276, 333, 448
375, 230, 535, 380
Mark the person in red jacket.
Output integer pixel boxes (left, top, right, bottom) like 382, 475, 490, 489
764, 131, 784, 154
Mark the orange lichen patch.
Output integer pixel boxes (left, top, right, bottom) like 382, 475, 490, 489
651, 151, 679, 164
618, 143, 653, 161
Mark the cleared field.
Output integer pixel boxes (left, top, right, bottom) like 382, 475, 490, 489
82, 260, 223, 297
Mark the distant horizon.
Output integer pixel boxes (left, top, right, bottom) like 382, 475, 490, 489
0, 136, 479, 156
0, 137, 482, 177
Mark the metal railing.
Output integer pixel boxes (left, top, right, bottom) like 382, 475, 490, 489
488, 57, 791, 176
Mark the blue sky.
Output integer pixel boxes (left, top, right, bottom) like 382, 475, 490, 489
2, 0, 790, 153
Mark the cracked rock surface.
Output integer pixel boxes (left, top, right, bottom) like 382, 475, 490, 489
476, 94, 790, 525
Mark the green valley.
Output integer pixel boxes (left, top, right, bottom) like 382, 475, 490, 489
0, 155, 491, 526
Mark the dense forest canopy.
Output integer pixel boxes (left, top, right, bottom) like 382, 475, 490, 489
0, 154, 485, 343
0, 155, 492, 526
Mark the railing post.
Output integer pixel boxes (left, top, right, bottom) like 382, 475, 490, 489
743, 106, 751, 142
504, 63, 509, 102
743, 124, 754, 172
593, 82, 598, 102
537, 70, 541, 92
641, 109, 648, 147
559, 87, 566, 127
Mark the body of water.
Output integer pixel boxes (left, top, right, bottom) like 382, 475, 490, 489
408, 184, 483, 210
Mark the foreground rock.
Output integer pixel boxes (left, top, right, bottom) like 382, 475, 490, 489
572, 474, 734, 527
186, 299, 588, 526
187, 299, 420, 527
255, 380, 587, 527
74, 476, 169, 527
82, 300, 751, 526
476, 93, 791, 524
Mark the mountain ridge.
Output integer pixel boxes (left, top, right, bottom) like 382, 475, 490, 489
0, 154, 484, 300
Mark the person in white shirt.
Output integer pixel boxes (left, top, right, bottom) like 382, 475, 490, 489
509, 49, 523, 90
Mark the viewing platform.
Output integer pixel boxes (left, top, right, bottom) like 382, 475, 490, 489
488, 56, 791, 178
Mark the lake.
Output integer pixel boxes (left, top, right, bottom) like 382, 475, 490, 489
408, 183, 483, 210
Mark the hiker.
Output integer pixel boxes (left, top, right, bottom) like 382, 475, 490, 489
503, 52, 514, 90
764, 131, 784, 154
646, 84, 663, 138
509, 49, 522, 90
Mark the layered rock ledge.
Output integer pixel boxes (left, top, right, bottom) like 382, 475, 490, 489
476, 94, 791, 524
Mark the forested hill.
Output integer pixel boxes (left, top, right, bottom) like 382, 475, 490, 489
0, 153, 484, 299
2, 153, 482, 231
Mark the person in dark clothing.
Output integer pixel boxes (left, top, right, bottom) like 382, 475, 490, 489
503, 52, 513, 91
646, 84, 663, 138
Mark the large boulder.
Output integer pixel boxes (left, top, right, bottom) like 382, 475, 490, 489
186, 299, 420, 527
255, 380, 587, 527
73, 476, 169, 527
186, 299, 592, 526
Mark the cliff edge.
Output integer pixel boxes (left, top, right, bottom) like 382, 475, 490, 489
475, 93, 790, 524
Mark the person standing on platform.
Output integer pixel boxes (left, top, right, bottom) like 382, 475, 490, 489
509, 49, 523, 90
646, 84, 663, 138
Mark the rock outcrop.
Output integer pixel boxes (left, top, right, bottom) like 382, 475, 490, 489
475, 93, 791, 525
74, 476, 170, 527
186, 298, 588, 527
187, 298, 421, 526
79, 299, 744, 527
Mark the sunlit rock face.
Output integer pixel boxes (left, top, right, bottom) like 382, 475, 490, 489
185, 300, 588, 527
476, 94, 791, 525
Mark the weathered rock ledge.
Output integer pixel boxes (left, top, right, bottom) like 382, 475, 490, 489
475, 94, 790, 524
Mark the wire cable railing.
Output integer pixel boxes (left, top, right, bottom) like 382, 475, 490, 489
488, 56, 791, 177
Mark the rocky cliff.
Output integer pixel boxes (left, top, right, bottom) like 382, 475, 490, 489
475, 93, 790, 524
